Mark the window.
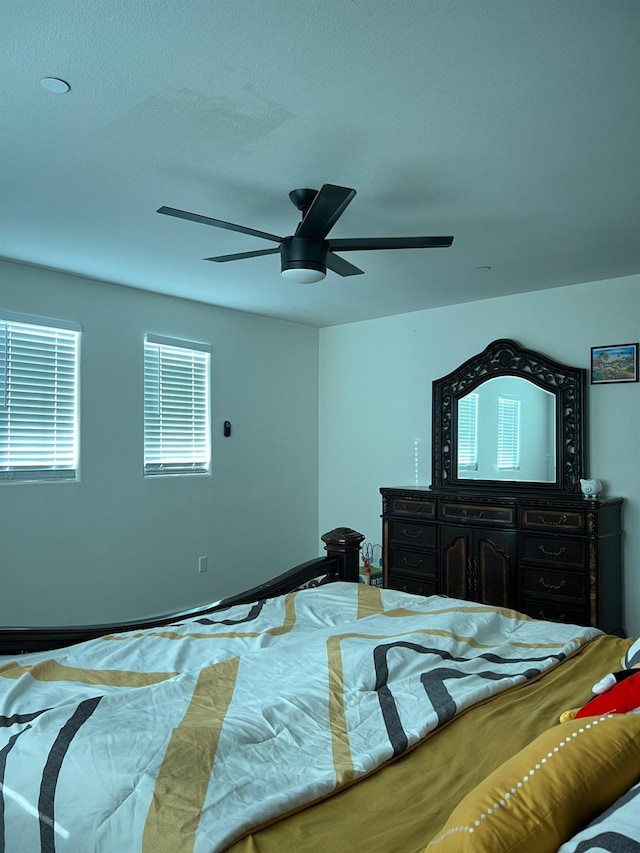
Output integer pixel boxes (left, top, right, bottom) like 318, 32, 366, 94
144, 334, 211, 476
497, 396, 521, 470
457, 393, 478, 470
0, 311, 80, 483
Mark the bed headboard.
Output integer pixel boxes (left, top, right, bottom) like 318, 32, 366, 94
0, 526, 364, 655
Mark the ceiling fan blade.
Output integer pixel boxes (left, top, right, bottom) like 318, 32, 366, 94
295, 184, 356, 240
205, 248, 280, 263
157, 206, 283, 243
325, 252, 364, 277
328, 235, 454, 251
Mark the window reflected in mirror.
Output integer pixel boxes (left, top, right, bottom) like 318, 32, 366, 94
458, 393, 478, 471
457, 376, 556, 483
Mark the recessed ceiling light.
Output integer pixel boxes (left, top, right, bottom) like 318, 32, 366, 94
40, 77, 70, 94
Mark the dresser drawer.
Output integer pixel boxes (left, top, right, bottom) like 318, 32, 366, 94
388, 546, 437, 577
387, 572, 437, 598
389, 520, 436, 549
440, 501, 515, 526
520, 507, 585, 533
521, 535, 586, 568
522, 567, 586, 600
388, 497, 436, 520
519, 596, 587, 626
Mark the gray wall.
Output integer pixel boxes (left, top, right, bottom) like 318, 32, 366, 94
319, 274, 640, 637
0, 259, 319, 625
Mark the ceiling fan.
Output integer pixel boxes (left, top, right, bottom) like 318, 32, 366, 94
157, 183, 454, 284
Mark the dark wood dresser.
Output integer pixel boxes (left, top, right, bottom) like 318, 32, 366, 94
381, 487, 624, 635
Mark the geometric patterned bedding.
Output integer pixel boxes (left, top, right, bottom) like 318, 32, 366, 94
559, 779, 640, 852
0, 583, 601, 852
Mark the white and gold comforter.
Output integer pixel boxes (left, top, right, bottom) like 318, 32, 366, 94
0, 583, 600, 852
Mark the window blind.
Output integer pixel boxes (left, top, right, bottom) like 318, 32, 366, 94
457, 393, 478, 470
497, 396, 521, 470
144, 334, 211, 476
0, 312, 80, 483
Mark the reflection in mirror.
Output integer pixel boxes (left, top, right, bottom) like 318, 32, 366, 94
457, 376, 556, 483
432, 339, 586, 493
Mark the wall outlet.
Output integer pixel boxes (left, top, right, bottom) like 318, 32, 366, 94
198, 556, 208, 573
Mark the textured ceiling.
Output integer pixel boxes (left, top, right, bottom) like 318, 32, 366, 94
1, 1, 638, 327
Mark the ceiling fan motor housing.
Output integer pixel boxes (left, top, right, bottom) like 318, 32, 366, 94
280, 236, 328, 276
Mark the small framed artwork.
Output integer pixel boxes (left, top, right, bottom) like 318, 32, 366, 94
590, 343, 639, 385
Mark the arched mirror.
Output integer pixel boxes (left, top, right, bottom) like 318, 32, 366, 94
432, 339, 587, 493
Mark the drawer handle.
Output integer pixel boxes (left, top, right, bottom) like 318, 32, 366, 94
538, 609, 567, 623
402, 528, 423, 539
538, 514, 568, 526
400, 503, 423, 513
402, 556, 424, 568
538, 545, 566, 557
462, 509, 485, 519
538, 577, 567, 592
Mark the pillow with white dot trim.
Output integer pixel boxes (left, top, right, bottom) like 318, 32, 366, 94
425, 714, 640, 853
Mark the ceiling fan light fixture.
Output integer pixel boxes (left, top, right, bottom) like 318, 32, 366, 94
280, 235, 327, 283
281, 266, 326, 284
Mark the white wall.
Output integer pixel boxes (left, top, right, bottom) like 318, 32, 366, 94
0, 259, 320, 625
319, 275, 640, 637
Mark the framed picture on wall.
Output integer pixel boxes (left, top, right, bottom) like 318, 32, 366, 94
590, 343, 639, 384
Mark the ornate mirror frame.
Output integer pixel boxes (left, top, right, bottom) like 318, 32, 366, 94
431, 339, 587, 493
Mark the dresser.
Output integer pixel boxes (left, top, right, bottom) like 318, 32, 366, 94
381, 487, 624, 635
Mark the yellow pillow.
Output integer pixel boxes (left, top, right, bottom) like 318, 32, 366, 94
425, 713, 640, 853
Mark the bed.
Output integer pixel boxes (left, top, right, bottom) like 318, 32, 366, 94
1, 526, 639, 853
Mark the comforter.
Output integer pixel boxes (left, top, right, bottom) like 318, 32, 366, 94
0, 583, 600, 852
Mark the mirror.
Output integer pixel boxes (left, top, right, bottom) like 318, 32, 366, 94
432, 339, 586, 493
457, 376, 556, 482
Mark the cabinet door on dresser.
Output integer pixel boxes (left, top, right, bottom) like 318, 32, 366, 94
440, 525, 516, 609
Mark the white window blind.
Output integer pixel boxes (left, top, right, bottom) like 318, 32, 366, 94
0, 312, 80, 483
457, 393, 478, 470
497, 396, 521, 470
144, 334, 211, 476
